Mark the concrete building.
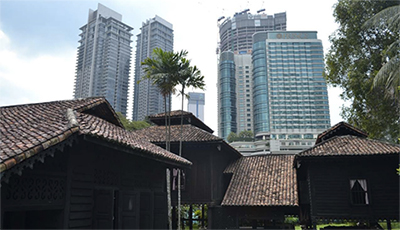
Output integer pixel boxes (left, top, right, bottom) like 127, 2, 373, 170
251, 31, 330, 153
217, 11, 331, 154
229, 31, 331, 155
132, 15, 174, 121
73, 3, 133, 116
187, 92, 205, 122
218, 10, 287, 139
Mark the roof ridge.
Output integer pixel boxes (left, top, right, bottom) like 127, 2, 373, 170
0, 97, 105, 110
66, 108, 79, 128
297, 134, 400, 157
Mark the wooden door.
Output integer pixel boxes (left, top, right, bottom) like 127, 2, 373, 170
120, 191, 139, 229
93, 189, 117, 229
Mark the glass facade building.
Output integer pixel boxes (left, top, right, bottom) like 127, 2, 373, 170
218, 51, 237, 139
217, 11, 286, 139
187, 92, 205, 122
74, 3, 132, 116
132, 15, 173, 121
252, 31, 330, 150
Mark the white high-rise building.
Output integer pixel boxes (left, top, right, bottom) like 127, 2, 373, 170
187, 92, 205, 122
132, 16, 174, 121
74, 3, 132, 116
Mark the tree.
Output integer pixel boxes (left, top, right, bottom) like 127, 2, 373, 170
141, 48, 186, 230
116, 112, 150, 131
325, 0, 400, 143
362, 5, 400, 101
176, 57, 205, 230
238, 130, 254, 140
227, 132, 238, 143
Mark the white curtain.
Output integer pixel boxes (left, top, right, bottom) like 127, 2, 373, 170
358, 179, 369, 204
172, 168, 178, 190
350, 179, 369, 204
350, 179, 356, 188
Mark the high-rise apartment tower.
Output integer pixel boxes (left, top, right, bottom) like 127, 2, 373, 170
74, 3, 132, 116
251, 31, 330, 151
132, 16, 174, 121
187, 92, 205, 122
218, 11, 287, 139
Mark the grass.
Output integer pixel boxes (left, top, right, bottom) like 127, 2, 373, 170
292, 221, 400, 230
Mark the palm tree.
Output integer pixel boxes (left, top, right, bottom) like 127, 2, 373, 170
363, 5, 400, 101
141, 48, 185, 230
176, 57, 205, 230
141, 48, 204, 230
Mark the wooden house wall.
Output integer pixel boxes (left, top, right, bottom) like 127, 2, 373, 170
169, 143, 237, 205
1, 146, 69, 229
299, 155, 399, 222
209, 206, 299, 229
65, 139, 168, 229
1, 138, 169, 229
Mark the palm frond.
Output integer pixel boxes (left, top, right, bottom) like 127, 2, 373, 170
373, 54, 400, 99
362, 5, 400, 31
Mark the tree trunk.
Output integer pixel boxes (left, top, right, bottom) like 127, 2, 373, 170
168, 94, 171, 151
166, 168, 172, 230
178, 86, 185, 230
164, 95, 172, 230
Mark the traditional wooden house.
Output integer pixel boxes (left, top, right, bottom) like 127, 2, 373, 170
295, 122, 400, 229
212, 154, 299, 229
0, 98, 191, 229
136, 111, 242, 229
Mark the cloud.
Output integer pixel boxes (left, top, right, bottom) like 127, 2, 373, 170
0, 30, 76, 106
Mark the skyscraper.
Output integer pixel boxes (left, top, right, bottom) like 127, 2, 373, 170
187, 92, 205, 122
252, 31, 331, 145
218, 10, 287, 139
74, 3, 132, 116
132, 16, 174, 121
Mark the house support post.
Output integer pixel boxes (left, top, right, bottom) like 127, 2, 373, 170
387, 219, 392, 230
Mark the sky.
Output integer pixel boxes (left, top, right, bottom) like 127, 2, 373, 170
0, 0, 345, 135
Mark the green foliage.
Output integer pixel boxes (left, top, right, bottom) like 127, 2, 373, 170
227, 132, 238, 143
284, 216, 299, 225
325, 0, 400, 143
227, 130, 254, 142
238, 130, 254, 139
116, 112, 150, 131
176, 58, 206, 99
362, 5, 400, 100
141, 48, 187, 97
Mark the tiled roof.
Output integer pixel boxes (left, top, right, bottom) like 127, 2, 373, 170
315, 122, 368, 144
222, 154, 298, 207
147, 110, 214, 133
78, 113, 191, 165
136, 124, 221, 143
297, 135, 400, 158
148, 110, 192, 118
0, 98, 191, 172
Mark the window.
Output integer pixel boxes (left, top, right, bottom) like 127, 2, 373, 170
350, 179, 369, 205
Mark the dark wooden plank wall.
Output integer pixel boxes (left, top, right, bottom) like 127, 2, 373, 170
65, 140, 168, 229
1, 139, 170, 229
170, 143, 237, 205
209, 206, 299, 229
1, 147, 69, 229
66, 143, 94, 228
306, 155, 399, 220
